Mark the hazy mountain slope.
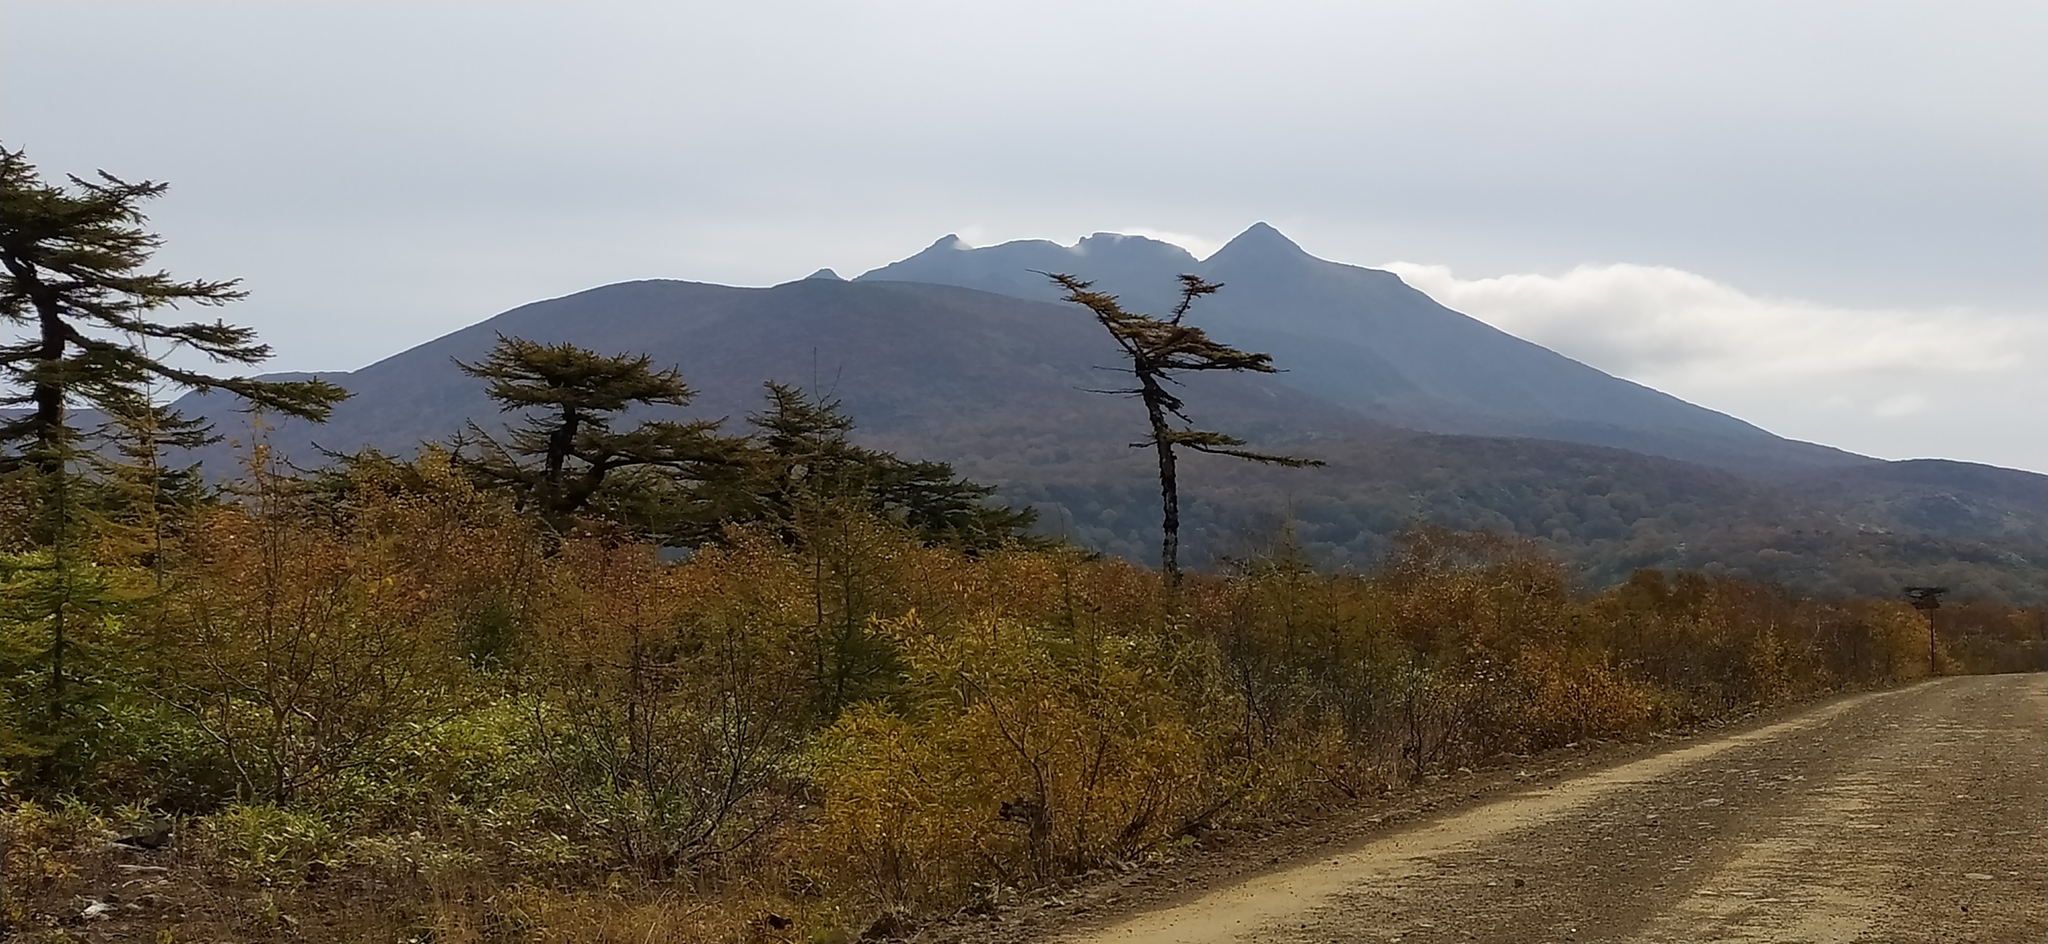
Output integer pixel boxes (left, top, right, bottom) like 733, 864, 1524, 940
913, 402, 2042, 604
857, 224, 1866, 473
152, 276, 2043, 604
173, 277, 1376, 470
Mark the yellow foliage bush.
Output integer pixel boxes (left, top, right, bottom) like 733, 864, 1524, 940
815, 610, 1239, 906
1503, 648, 1664, 746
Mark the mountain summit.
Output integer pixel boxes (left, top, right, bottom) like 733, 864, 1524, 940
1208, 220, 1310, 263
859, 224, 1855, 472
859, 231, 1198, 309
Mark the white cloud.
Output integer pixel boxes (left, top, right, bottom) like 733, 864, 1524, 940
1380, 261, 2048, 471
1382, 262, 2025, 382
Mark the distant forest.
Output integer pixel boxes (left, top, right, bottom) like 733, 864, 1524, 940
979, 434, 2048, 607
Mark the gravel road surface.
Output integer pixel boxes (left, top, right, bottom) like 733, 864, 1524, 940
1058, 674, 2046, 944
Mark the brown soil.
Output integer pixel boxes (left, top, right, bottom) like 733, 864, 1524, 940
926, 674, 2048, 944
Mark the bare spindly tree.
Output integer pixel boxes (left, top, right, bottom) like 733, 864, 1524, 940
1048, 273, 1320, 588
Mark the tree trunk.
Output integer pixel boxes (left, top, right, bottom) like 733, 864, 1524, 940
32, 303, 64, 472
542, 407, 580, 521
1141, 380, 1181, 590
8, 259, 74, 718
0, 254, 70, 476
1155, 435, 1179, 589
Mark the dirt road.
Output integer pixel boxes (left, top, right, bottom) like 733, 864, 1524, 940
1059, 674, 2047, 944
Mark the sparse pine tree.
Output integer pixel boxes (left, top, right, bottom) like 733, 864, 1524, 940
1047, 272, 1320, 588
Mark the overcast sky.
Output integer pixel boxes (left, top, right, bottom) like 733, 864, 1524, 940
4, 1, 2043, 471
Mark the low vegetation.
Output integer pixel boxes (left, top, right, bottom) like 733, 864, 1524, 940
3, 446, 2040, 939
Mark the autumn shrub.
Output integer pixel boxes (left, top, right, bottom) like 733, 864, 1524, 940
1941, 603, 2048, 674
1207, 529, 1690, 782
1743, 626, 1798, 706
522, 533, 809, 879
8, 443, 2008, 943
144, 494, 475, 805
815, 609, 1241, 907
1206, 554, 1421, 792
325, 695, 539, 834
1498, 647, 1663, 747
70, 695, 236, 811
1864, 601, 1936, 680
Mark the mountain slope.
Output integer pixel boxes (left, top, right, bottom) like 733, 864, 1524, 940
857, 224, 1865, 473
175, 277, 1377, 472
157, 275, 2045, 604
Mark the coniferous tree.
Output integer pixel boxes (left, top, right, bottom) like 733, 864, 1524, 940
737, 381, 1037, 551
743, 380, 862, 524
0, 146, 347, 483
0, 146, 342, 746
88, 393, 216, 581
1048, 272, 1320, 588
450, 334, 739, 537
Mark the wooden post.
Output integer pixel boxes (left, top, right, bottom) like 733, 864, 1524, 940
1905, 586, 1948, 675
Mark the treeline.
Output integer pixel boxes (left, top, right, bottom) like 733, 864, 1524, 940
4, 442, 2040, 938
993, 444, 2048, 606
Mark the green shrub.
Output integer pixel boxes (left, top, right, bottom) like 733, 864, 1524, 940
207, 803, 343, 885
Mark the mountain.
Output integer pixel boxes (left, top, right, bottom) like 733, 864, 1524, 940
861, 231, 1202, 309
858, 224, 1863, 473
155, 270, 2046, 605
174, 277, 1371, 466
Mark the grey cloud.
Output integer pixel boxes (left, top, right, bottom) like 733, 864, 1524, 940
2, 0, 2041, 468
1386, 261, 2048, 471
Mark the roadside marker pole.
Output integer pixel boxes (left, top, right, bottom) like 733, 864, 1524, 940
1905, 586, 1948, 676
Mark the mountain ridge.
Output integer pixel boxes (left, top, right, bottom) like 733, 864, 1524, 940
858, 224, 1864, 473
